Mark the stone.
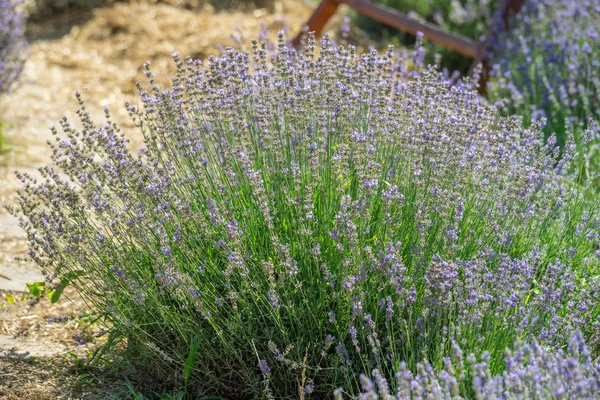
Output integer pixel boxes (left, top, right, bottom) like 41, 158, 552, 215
0, 265, 44, 292
0, 214, 24, 239
0, 334, 69, 358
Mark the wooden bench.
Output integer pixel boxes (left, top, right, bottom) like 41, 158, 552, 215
293, 0, 525, 92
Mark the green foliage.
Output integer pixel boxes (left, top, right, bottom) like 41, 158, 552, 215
183, 337, 199, 387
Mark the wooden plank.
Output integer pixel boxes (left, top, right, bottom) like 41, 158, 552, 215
470, 0, 526, 90
341, 0, 479, 57
292, 0, 341, 48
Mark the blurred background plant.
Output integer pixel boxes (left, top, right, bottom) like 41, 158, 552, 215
488, 0, 600, 181
0, 0, 28, 156
0, 0, 27, 96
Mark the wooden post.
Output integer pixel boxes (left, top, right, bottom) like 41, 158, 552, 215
292, 0, 341, 48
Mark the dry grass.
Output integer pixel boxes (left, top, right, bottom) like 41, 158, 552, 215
1, 287, 90, 351
40, 1, 312, 94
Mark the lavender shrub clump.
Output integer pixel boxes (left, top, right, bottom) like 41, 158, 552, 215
488, 0, 600, 162
9, 33, 600, 398
343, 332, 600, 399
0, 0, 27, 95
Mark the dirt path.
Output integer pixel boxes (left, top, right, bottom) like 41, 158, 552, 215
0, 1, 361, 396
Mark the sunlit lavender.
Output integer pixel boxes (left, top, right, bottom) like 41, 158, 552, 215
489, 0, 600, 161
0, 0, 27, 95
9, 32, 600, 398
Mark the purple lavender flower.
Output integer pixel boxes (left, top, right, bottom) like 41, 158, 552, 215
267, 289, 280, 309
258, 359, 271, 377
346, 332, 600, 399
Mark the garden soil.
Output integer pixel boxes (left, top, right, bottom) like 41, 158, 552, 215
0, 1, 367, 397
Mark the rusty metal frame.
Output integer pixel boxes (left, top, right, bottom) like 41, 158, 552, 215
293, 0, 524, 90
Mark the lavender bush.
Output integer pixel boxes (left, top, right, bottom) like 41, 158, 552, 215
0, 0, 27, 95
9, 34, 600, 398
488, 0, 600, 167
342, 331, 600, 399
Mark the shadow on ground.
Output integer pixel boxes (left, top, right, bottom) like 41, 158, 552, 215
0, 352, 125, 399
